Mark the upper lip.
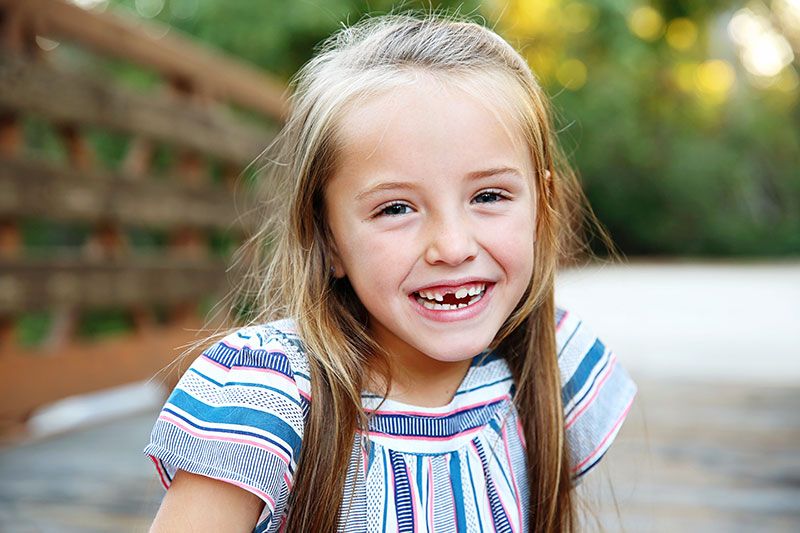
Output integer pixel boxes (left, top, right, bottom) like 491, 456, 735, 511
408, 277, 494, 294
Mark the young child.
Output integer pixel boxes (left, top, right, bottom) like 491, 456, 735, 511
145, 14, 636, 533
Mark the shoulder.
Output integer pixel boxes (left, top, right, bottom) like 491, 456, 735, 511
554, 306, 637, 479
200, 319, 311, 401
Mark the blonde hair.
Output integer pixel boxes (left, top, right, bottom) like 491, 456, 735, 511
234, 12, 595, 532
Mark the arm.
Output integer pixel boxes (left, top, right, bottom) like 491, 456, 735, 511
150, 470, 264, 533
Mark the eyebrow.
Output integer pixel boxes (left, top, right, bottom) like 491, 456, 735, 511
354, 167, 524, 201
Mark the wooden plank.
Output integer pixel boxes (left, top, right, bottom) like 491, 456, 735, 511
0, 321, 207, 432
0, 156, 256, 230
0, 57, 275, 165
0, 256, 235, 313
0, 0, 289, 120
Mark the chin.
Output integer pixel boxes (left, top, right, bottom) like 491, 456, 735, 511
419, 337, 494, 363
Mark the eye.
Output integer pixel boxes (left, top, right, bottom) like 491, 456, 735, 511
472, 189, 507, 204
376, 202, 413, 217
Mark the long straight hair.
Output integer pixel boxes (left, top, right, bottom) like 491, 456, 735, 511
235, 14, 596, 532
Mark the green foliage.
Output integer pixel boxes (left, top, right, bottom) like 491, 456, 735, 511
104, 0, 798, 256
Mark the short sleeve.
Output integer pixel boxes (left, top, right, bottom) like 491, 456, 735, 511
144, 322, 308, 531
556, 308, 637, 481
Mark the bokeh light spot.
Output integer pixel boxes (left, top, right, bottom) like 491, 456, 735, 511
666, 18, 697, 50
556, 59, 587, 90
695, 60, 735, 99
628, 6, 665, 42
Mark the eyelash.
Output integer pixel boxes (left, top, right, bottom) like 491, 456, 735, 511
372, 189, 510, 218
375, 202, 412, 217
472, 189, 509, 204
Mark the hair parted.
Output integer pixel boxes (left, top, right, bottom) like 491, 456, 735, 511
227, 11, 602, 532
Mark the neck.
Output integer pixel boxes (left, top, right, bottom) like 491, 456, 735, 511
369, 352, 473, 408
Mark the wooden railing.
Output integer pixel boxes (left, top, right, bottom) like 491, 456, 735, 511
0, 0, 286, 436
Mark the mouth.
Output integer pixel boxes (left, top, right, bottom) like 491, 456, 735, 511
411, 282, 488, 311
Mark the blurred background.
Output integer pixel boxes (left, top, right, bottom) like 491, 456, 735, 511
0, 0, 797, 531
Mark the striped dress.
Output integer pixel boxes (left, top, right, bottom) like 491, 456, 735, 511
145, 308, 636, 532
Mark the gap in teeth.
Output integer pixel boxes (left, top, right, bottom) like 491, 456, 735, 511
415, 283, 486, 308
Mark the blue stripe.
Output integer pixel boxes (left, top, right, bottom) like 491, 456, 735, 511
253, 511, 272, 533
561, 338, 605, 404
188, 368, 302, 408
465, 451, 485, 533
382, 450, 390, 533
474, 440, 513, 533
390, 450, 415, 532
455, 376, 513, 396
557, 320, 581, 358
167, 390, 301, 457
368, 398, 506, 438
449, 452, 467, 533
564, 352, 612, 417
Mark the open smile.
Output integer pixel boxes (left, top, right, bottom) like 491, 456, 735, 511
412, 282, 487, 310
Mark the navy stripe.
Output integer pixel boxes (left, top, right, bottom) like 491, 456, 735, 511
389, 450, 415, 532
561, 338, 605, 404
368, 398, 506, 438
167, 390, 301, 457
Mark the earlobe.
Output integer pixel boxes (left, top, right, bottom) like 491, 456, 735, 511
330, 252, 346, 279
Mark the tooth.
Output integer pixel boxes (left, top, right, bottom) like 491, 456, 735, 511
455, 288, 468, 299
458, 303, 467, 309
434, 292, 444, 302
421, 299, 436, 310
468, 286, 478, 296
468, 293, 483, 305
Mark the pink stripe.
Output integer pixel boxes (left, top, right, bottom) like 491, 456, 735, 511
565, 355, 618, 429
225, 477, 276, 509
470, 441, 498, 531
428, 460, 435, 531
572, 395, 635, 472
502, 424, 523, 531
406, 462, 419, 531
200, 353, 231, 371
149, 455, 170, 489
365, 394, 511, 418
515, 416, 527, 451
231, 365, 297, 388
366, 424, 484, 442
299, 388, 311, 401
151, 450, 277, 511
283, 472, 293, 491
556, 309, 569, 330
159, 412, 292, 465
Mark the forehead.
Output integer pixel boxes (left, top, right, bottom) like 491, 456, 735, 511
331, 74, 532, 183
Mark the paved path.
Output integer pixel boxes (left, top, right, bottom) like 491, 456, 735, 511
1, 262, 798, 532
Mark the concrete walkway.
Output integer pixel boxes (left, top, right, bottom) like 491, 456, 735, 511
1, 262, 798, 532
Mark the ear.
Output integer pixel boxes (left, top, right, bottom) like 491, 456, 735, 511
328, 241, 346, 279
331, 255, 345, 279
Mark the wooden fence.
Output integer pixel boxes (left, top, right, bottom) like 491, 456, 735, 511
0, 0, 286, 437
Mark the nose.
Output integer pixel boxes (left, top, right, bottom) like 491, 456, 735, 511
424, 211, 479, 266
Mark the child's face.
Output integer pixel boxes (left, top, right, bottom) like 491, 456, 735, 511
325, 77, 535, 367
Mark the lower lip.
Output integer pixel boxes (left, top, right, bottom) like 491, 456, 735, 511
408, 284, 494, 323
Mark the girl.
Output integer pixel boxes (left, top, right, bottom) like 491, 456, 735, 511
145, 14, 636, 533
